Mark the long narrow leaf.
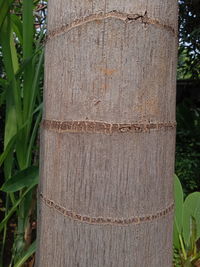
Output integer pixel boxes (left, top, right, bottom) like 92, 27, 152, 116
10, 14, 23, 44
0, 104, 42, 167
26, 109, 42, 166
0, 185, 36, 232
0, 0, 14, 30
22, 0, 34, 119
28, 49, 44, 119
1, 166, 39, 192
0, 134, 16, 166
14, 240, 36, 267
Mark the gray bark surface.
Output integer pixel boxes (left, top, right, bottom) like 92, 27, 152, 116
36, 1, 178, 266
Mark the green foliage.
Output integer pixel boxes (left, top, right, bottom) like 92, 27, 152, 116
175, 100, 200, 194
1, 166, 39, 193
0, 0, 46, 266
178, 0, 200, 79
13, 240, 36, 267
0, 185, 36, 233
173, 175, 200, 266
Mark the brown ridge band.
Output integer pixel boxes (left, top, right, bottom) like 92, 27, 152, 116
46, 11, 177, 42
40, 192, 174, 226
42, 119, 176, 134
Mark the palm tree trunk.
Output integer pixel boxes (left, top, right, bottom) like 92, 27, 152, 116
36, 1, 178, 266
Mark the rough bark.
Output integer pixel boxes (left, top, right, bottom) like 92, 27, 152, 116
36, 1, 178, 266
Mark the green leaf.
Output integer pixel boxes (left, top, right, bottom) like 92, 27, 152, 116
10, 28, 19, 74
190, 217, 197, 254
0, 0, 14, 30
1, 166, 39, 192
0, 103, 43, 167
22, 0, 34, 118
4, 103, 17, 148
10, 14, 23, 44
0, 133, 16, 166
0, 78, 8, 88
183, 192, 200, 246
14, 240, 36, 267
0, 185, 35, 232
0, 12, 22, 144
173, 174, 184, 249
22, 0, 33, 60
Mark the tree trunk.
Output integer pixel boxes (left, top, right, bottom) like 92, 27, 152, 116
36, 1, 178, 266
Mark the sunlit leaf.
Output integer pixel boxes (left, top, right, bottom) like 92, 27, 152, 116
183, 192, 200, 246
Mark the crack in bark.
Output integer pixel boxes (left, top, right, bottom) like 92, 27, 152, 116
40, 192, 174, 226
42, 119, 176, 134
46, 11, 177, 42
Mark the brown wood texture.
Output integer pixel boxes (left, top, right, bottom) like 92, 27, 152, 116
36, 1, 178, 266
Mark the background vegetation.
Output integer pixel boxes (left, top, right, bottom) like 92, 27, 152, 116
0, 1, 46, 266
176, 0, 200, 196
0, 0, 199, 266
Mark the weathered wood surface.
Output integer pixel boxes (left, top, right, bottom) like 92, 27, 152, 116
36, 0, 178, 266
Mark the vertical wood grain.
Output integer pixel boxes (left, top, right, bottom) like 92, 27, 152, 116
36, 1, 178, 266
